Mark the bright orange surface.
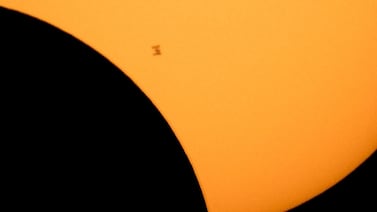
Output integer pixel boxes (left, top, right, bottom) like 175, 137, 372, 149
2, 1, 376, 211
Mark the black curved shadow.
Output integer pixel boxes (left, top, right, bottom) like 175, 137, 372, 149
0, 6, 207, 211
288, 150, 376, 211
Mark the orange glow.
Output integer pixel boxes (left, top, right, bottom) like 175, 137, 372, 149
2, 1, 376, 211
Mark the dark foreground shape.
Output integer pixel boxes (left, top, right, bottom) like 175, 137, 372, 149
0, 6, 207, 211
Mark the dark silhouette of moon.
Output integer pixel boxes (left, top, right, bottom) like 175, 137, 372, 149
0, 6, 207, 211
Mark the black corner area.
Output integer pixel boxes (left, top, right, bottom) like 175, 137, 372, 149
0, 6, 207, 211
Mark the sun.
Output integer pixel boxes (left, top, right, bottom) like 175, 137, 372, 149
1, 1, 376, 211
